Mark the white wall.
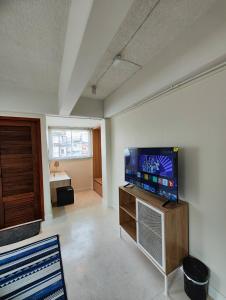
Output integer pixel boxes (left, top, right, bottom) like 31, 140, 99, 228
0, 111, 52, 220
0, 84, 58, 115
50, 158, 93, 191
110, 69, 226, 298
100, 118, 111, 207
46, 115, 101, 128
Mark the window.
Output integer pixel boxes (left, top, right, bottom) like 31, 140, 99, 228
48, 128, 92, 160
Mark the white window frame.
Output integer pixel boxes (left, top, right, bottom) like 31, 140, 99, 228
48, 127, 93, 160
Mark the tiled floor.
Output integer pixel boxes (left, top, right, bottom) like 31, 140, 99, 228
1, 190, 193, 299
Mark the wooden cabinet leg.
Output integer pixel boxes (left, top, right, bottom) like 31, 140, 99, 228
164, 274, 168, 297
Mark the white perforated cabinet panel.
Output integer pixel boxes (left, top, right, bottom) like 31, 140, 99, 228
137, 200, 163, 268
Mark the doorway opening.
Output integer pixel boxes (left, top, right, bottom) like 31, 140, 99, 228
47, 116, 104, 216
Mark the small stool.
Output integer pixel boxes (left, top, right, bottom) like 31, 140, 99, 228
56, 186, 74, 206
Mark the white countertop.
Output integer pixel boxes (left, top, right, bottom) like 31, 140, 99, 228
49, 172, 71, 182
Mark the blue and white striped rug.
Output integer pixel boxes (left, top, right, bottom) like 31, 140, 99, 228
0, 235, 67, 300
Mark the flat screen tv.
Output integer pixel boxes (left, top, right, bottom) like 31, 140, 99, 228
125, 147, 179, 203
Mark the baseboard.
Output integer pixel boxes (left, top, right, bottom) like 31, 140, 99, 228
44, 213, 53, 221
74, 187, 92, 192
209, 286, 226, 300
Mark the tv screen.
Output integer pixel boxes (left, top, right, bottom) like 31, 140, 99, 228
125, 147, 178, 202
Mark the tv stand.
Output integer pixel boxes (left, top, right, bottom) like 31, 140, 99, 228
123, 183, 134, 188
162, 200, 171, 207
119, 186, 188, 296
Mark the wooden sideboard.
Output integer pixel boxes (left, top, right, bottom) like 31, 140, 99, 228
119, 186, 188, 296
49, 172, 71, 206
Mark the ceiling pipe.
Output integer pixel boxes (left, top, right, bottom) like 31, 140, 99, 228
114, 56, 226, 117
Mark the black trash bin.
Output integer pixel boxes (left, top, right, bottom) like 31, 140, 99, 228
183, 256, 209, 300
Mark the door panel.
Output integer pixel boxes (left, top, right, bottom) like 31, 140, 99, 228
3, 193, 35, 227
0, 117, 44, 229
2, 176, 34, 196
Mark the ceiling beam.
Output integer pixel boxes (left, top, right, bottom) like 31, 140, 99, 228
58, 0, 134, 116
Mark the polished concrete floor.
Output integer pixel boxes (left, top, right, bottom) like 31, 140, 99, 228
48, 190, 191, 300
1, 191, 196, 299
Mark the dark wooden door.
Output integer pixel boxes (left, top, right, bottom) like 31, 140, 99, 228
0, 117, 44, 229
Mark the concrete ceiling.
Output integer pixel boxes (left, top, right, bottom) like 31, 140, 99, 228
0, 0, 70, 94
82, 0, 217, 100
0, 0, 220, 117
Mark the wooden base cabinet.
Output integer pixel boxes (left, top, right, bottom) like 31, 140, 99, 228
119, 186, 188, 295
92, 128, 102, 197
